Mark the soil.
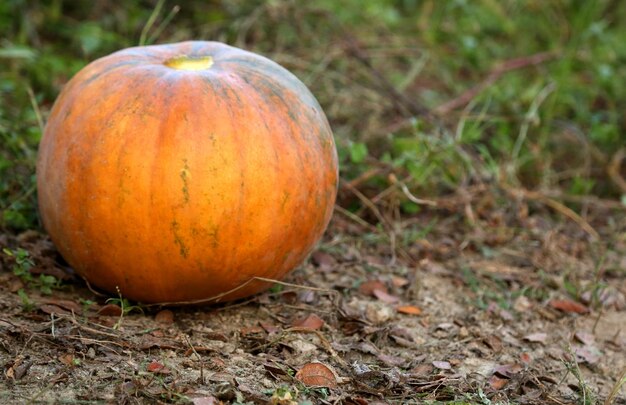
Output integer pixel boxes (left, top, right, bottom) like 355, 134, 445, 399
0, 201, 625, 404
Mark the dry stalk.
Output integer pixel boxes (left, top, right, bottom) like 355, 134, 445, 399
608, 148, 626, 194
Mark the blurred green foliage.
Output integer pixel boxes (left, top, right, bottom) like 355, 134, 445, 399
1, 0, 624, 231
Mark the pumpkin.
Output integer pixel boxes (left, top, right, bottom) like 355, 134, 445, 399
37, 41, 338, 304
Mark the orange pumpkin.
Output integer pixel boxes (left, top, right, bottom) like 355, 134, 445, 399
37, 41, 338, 304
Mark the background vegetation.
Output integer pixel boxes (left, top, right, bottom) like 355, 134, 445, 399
1, 0, 624, 229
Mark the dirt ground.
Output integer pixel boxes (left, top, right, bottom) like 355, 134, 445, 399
0, 200, 625, 404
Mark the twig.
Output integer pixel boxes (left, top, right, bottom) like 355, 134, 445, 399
143, 276, 339, 307
608, 148, 626, 194
345, 166, 387, 189
184, 335, 204, 384
343, 36, 432, 118
605, 366, 626, 405
541, 192, 626, 210
26, 86, 44, 134
334, 205, 378, 232
388, 174, 438, 206
340, 179, 390, 229
435, 51, 558, 114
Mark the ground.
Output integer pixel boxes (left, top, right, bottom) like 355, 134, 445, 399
1, 194, 624, 404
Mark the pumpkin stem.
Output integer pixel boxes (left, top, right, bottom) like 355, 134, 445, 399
164, 55, 213, 71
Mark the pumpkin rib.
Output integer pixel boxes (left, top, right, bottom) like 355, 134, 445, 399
220, 76, 301, 286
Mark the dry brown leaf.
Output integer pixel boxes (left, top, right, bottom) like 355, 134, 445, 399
146, 361, 170, 374
573, 345, 601, 364
396, 305, 422, 315
483, 335, 503, 352
260, 321, 280, 334
377, 353, 406, 367
39, 304, 72, 317
549, 299, 589, 314
295, 362, 338, 388
432, 360, 451, 370
42, 299, 82, 314
372, 289, 399, 304
489, 374, 508, 390
574, 331, 595, 345
410, 364, 434, 376
155, 309, 175, 324
311, 251, 336, 271
523, 332, 548, 343
391, 276, 409, 287
359, 280, 388, 296
240, 326, 265, 336
191, 396, 222, 405
291, 313, 324, 330
58, 354, 77, 367
97, 304, 123, 317
494, 363, 523, 377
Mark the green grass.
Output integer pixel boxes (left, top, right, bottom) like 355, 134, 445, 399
1, 0, 624, 231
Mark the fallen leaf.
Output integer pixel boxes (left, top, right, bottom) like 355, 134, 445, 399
359, 280, 388, 296
39, 304, 72, 317
240, 326, 264, 336
205, 331, 229, 342
391, 276, 409, 288
43, 299, 82, 314
432, 361, 451, 370
573, 345, 601, 364
280, 291, 298, 304
344, 397, 368, 405
377, 353, 406, 367
364, 255, 385, 267
311, 251, 336, 271
549, 299, 589, 314
295, 362, 338, 388
410, 364, 434, 376
574, 331, 595, 346
483, 335, 503, 352
298, 290, 316, 303
372, 289, 399, 304
396, 305, 422, 316
494, 363, 523, 377
155, 309, 174, 324
147, 361, 170, 374
291, 313, 324, 330
365, 302, 395, 325
489, 374, 508, 390
499, 309, 514, 321
5, 357, 31, 380
58, 354, 77, 367
97, 304, 123, 317
523, 333, 548, 344
520, 352, 532, 364
191, 396, 221, 405
184, 346, 216, 356
280, 291, 298, 305
260, 322, 280, 334
356, 341, 379, 355
138, 335, 179, 351
513, 295, 532, 312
